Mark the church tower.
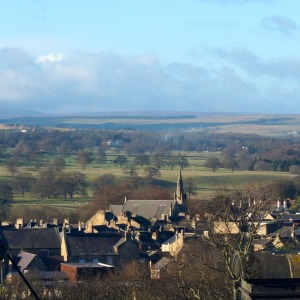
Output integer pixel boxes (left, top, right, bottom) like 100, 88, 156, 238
174, 170, 187, 212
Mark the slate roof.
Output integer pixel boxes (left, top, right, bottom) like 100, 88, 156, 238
66, 233, 123, 256
268, 226, 294, 238
157, 231, 176, 244
17, 251, 36, 272
152, 257, 172, 271
0, 228, 61, 250
253, 238, 272, 247
109, 205, 123, 217
122, 200, 176, 219
277, 214, 300, 222
161, 234, 177, 245
234, 252, 300, 281
7, 271, 68, 281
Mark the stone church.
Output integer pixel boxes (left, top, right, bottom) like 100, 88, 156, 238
109, 170, 187, 221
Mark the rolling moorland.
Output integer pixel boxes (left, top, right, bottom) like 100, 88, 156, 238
1, 111, 300, 135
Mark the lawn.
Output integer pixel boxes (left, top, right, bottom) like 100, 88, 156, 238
0, 152, 295, 208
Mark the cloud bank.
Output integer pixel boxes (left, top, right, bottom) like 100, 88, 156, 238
262, 15, 300, 36
0, 47, 299, 114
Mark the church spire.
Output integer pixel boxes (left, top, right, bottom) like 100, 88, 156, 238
175, 169, 184, 205
173, 169, 187, 214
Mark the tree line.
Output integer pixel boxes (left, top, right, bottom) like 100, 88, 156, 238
1, 128, 300, 172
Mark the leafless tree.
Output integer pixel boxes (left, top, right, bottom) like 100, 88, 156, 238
201, 181, 276, 299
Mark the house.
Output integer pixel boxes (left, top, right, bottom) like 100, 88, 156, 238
256, 221, 277, 236
276, 213, 300, 225
86, 210, 117, 227
61, 231, 139, 267
109, 170, 187, 222
161, 230, 184, 257
232, 252, 300, 299
61, 262, 114, 283
0, 227, 62, 277
0, 227, 61, 257
13, 251, 48, 273
150, 257, 173, 279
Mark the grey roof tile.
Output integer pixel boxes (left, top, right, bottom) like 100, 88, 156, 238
0, 228, 61, 250
122, 200, 176, 219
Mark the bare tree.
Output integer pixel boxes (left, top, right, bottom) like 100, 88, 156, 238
123, 163, 138, 177
133, 154, 150, 167
113, 155, 127, 168
62, 172, 88, 199
201, 181, 275, 299
184, 177, 196, 196
204, 157, 222, 172
12, 172, 35, 197
166, 155, 179, 170
77, 151, 92, 170
177, 154, 190, 170
6, 157, 19, 177
223, 158, 239, 172
144, 166, 161, 183
152, 153, 166, 170
92, 174, 116, 190
0, 182, 13, 219
97, 150, 107, 167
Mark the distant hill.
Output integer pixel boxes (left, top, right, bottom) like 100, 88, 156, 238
0, 109, 54, 119
0, 111, 299, 136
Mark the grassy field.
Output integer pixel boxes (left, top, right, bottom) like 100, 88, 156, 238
0, 151, 295, 211
1, 113, 299, 216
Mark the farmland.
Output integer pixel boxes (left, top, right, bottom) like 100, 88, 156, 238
0, 112, 299, 219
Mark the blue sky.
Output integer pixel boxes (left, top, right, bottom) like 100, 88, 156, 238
0, 0, 300, 114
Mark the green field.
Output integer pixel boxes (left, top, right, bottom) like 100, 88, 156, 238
1, 152, 293, 210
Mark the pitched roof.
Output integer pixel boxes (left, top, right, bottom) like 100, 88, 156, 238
235, 252, 300, 280
152, 257, 172, 270
161, 233, 177, 245
17, 251, 36, 272
277, 214, 300, 222
0, 228, 61, 250
66, 233, 123, 256
86, 210, 117, 225
122, 200, 176, 219
269, 226, 294, 238
109, 205, 123, 217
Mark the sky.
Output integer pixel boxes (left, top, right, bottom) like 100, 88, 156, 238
0, 0, 300, 114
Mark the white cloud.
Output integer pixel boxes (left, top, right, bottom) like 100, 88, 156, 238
0, 47, 300, 114
36, 53, 64, 63
213, 47, 300, 79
